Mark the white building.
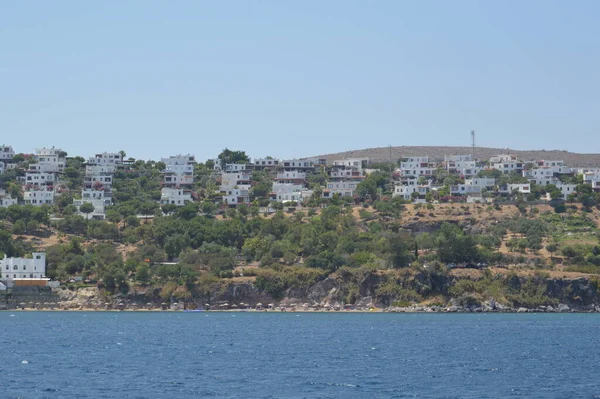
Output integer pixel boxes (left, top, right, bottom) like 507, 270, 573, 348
252, 158, 280, 169
23, 188, 55, 206
84, 174, 113, 191
271, 183, 311, 203
0, 190, 17, 207
88, 152, 123, 166
281, 159, 317, 170
223, 185, 251, 205
489, 154, 524, 175
393, 179, 432, 202
0, 253, 46, 280
224, 163, 249, 172
31, 147, 66, 173
73, 189, 111, 219
162, 155, 195, 187
498, 183, 531, 195
0, 145, 15, 161
220, 172, 252, 192
160, 188, 192, 206
24, 172, 56, 188
332, 158, 368, 171
445, 154, 480, 177
85, 164, 117, 176
400, 156, 434, 177
583, 171, 600, 184
0, 162, 4, 174
450, 178, 495, 195
275, 170, 307, 184
556, 183, 577, 199
323, 181, 357, 198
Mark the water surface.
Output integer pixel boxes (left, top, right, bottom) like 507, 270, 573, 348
1, 312, 600, 398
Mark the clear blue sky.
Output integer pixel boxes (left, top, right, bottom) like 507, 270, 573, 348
2, 1, 599, 161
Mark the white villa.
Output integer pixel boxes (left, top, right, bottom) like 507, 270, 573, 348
0, 188, 17, 207
393, 179, 432, 202
324, 181, 357, 198
252, 158, 280, 169
489, 154, 524, 174
24, 172, 56, 188
162, 155, 195, 187
0, 253, 46, 280
445, 154, 481, 177
160, 188, 192, 206
224, 163, 249, 172
0, 145, 15, 161
332, 158, 369, 171
450, 178, 496, 196
23, 188, 55, 206
88, 152, 123, 166
400, 156, 434, 177
281, 159, 318, 170
31, 147, 66, 173
223, 186, 251, 205
271, 183, 312, 203
74, 189, 111, 219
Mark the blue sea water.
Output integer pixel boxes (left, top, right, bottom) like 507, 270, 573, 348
1, 312, 600, 398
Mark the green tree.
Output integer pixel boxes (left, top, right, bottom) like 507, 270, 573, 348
79, 202, 95, 220
218, 148, 250, 168
12, 220, 26, 235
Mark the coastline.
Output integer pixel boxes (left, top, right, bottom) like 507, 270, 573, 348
4, 305, 598, 313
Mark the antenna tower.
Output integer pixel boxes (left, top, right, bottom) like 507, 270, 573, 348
471, 130, 476, 160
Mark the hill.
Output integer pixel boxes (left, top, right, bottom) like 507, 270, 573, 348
313, 146, 600, 167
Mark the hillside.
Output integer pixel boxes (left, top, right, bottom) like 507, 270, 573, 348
314, 146, 600, 167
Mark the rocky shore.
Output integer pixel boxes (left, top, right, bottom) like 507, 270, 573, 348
3, 272, 600, 314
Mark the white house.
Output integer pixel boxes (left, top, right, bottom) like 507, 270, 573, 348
223, 185, 251, 205
281, 159, 317, 170
0, 253, 46, 280
275, 170, 307, 184
489, 154, 524, 174
498, 183, 531, 195
85, 164, 116, 175
0, 145, 15, 161
24, 172, 56, 188
23, 188, 55, 206
271, 183, 310, 202
323, 181, 357, 198
0, 193, 17, 207
84, 174, 113, 191
160, 188, 192, 206
332, 158, 368, 171
393, 179, 431, 202
583, 171, 600, 184
88, 152, 123, 166
445, 155, 480, 176
162, 155, 195, 187
74, 189, 111, 219
220, 172, 252, 192
252, 158, 280, 169
31, 147, 66, 173
329, 166, 365, 180
400, 156, 434, 177
450, 178, 495, 196
224, 163, 248, 172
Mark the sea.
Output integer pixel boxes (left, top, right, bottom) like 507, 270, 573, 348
1, 312, 600, 399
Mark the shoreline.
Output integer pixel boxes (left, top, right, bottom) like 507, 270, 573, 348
3, 306, 598, 314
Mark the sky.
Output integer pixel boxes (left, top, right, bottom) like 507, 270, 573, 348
1, 1, 599, 162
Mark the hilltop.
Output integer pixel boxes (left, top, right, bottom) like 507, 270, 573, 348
313, 146, 600, 167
